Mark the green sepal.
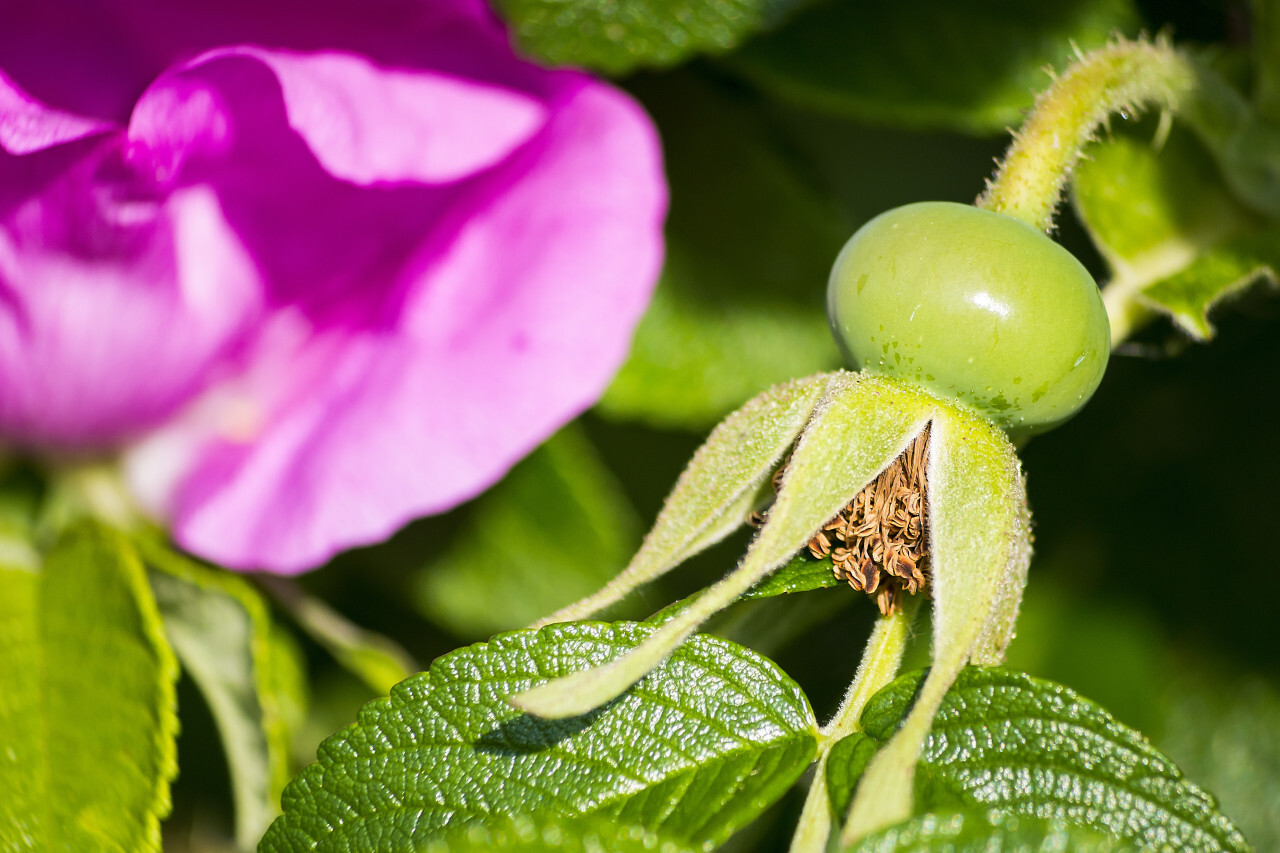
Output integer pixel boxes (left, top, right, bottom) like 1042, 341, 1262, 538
843, 391, 1030, 842
536, 373, 832, 628
514, 372, 934, 719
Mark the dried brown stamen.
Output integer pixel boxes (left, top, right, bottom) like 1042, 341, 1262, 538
750, 426, 930, 615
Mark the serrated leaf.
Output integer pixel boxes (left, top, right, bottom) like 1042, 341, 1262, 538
493, 0, 807, 74
423, 815, 696, 853
144, 541, 302, 850
843, 809, 1137, 852
1072, 127, 1279, 339
538, 373, 831, 628
730, 0, 1141, 134
599, 73, 845, 429
0, 523, 179, 853
260, 622, 818, 852
415, 426, 641, 638
831, 667, 1250, 852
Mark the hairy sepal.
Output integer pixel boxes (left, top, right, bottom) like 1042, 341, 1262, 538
842, 396, 1031, 843
533, 373, 833, 628
513, 371, 937, 719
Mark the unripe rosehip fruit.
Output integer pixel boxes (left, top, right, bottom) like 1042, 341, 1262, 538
827, 201, 1109, 434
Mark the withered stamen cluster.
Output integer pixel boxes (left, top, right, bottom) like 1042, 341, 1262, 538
750, 426, 930, 615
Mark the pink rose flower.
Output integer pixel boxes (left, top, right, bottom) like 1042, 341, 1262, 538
0, 0, 666, 572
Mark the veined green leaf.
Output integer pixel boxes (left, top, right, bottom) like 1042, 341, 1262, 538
830, 667, 1250, 852
493, 0, 808, 74
0, 523, 179, 853
842, 809, 1137, 852
740, 552, 842, 600
730, 0, 1141, 134
416, 426, 641, 638
260, 622, 817, 852
536, 373, 832, 628
422, 815, 696, 853
144, 541, 303, 850
843, 399, 1029, 842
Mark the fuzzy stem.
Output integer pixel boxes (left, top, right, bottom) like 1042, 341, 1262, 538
977, 39, 1202, 232
788, 598, 919, 853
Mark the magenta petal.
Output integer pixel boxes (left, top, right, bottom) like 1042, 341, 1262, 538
0, 70, 115, 155
204, 47, 551, 185
0, 138, 262, 449
135, 80, 666, 572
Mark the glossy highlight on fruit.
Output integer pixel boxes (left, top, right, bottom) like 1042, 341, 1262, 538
827, 201, 1110, 434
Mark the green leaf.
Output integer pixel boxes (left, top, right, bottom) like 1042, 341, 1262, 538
827, 733, 879, 820
261, 622, 818, 852
143, 542, 303, 850
598, 73, 846, 429
740, 552, 842, 600
492, 0, 807, 74
0, 523, 179, 853
730, 0, 1141, 134
842, 809, 1137, 852
415, 426, 641, 637
1142, 231, 1280, 339
1072, 126, 1279, 339
423, 815, 696, 853
830, 667, 1251, 852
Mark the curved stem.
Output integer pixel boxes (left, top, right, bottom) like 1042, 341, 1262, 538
787, 597, 919, 853
977, 39, 1201, 232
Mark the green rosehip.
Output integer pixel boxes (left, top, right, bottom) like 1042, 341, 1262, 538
827, 201, 1110, 434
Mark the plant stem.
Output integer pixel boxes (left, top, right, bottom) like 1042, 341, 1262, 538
977, 39, 1201, 232
787, 597, 919, 853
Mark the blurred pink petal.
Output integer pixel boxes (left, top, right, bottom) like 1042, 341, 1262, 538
0, 137, 261, 448
2, 1, 667, 571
